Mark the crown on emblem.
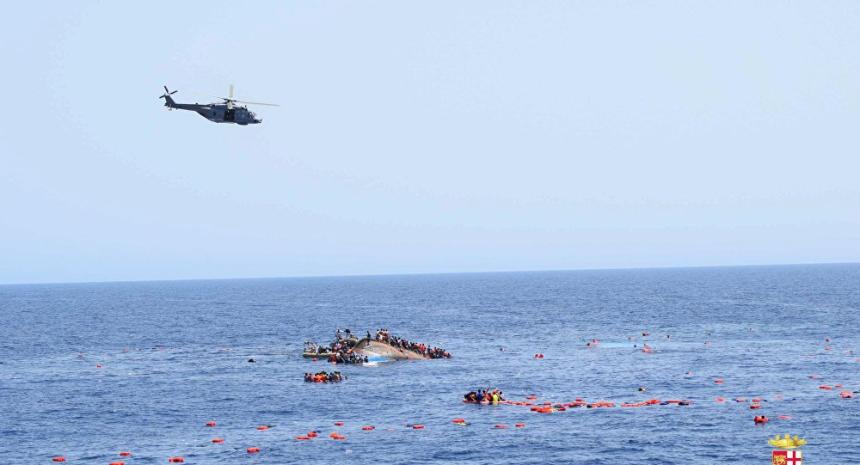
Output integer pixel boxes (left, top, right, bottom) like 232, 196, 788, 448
769, 434, 807, 449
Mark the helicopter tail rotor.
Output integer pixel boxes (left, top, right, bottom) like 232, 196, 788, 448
160, 85, 178, 108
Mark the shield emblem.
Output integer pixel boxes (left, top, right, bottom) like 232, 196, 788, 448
773, 450, 802, 465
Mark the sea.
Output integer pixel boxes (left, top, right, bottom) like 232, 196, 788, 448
1, 264, 858, 464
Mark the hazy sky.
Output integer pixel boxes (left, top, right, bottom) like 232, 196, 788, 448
1, 1, 858, 284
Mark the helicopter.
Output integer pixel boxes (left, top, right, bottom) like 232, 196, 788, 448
159, 85, 278, 125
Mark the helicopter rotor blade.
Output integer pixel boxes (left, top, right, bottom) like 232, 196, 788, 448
229, 84, 234, 100
233, 100, 280, 107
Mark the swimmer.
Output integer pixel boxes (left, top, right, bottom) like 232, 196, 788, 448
638, 386, 647, 392
248, 358, 256, 363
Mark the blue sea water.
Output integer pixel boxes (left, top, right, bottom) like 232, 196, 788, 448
1, 264, 858, 465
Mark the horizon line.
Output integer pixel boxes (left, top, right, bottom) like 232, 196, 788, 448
1, 260, 857, 287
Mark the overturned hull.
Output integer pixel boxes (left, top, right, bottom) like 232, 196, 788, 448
352, 339, 431, 360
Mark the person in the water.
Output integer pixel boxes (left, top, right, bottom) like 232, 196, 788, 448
304, 371, 345, 383
465, 389, 504, 404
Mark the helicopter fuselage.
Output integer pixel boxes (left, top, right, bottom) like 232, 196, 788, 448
167, 102, 261, 125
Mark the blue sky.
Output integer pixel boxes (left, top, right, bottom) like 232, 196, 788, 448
1, 1, 858, 284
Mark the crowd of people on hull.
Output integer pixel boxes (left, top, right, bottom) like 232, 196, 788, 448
375, 329, 451, 359
304, 329, 368, 364
464, 388, 505, 404
304, 328, 451, 363
304, 371, 345, 383
329, 328, 368, 364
